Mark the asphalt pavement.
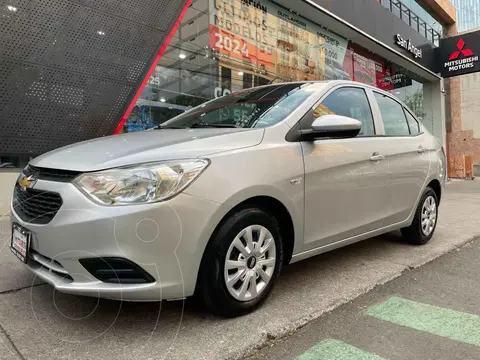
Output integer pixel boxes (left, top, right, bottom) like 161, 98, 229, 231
248, 237, 480, 360
0, 180, 479, 360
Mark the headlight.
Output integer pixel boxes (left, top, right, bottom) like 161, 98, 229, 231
73, 159, 209, 205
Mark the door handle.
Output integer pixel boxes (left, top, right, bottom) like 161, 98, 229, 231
370, 152, 385, 161
417, 146, 427, 154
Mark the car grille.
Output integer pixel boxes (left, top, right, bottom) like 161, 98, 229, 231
13, 184, 63, 224
25, 165, 81, 182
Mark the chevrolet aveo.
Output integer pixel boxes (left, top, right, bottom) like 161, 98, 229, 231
10, 81, 446, 317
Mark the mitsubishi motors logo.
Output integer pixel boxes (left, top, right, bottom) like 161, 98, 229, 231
444, 38, 479, 73
440, 32, 480, 77
449, 39, 474, 60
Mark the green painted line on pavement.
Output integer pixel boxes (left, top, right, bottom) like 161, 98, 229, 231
297, 339, 386, 360
366, 296, 480, 346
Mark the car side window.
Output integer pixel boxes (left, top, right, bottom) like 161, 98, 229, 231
313, 87, 375, 136
373, 92, 410, 136
404, 109, 420, 135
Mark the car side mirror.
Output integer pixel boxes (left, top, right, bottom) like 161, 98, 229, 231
302, 114, 362, 140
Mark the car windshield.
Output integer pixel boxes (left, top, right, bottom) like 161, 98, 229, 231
158, 82, 326, 129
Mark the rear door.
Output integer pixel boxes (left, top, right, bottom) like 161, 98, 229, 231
301, 85, 391, 251
372, 91, 430, 225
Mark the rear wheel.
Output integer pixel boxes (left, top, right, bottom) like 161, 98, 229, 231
401, 187, 438, 245
198, 208, 283, 317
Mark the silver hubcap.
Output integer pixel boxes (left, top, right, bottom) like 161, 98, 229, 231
224, 225, 276, 302
421, 196, 437, 236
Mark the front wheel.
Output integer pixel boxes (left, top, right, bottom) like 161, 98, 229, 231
198, 208, 283, 317
401, 187, 438, 245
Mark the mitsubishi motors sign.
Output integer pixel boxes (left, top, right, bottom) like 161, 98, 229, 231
439, 32, 480, 78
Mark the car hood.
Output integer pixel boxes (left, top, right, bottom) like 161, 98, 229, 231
31, 128, 264, 172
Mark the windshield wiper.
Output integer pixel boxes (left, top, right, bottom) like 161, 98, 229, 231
155, 125, 188, 129
156, 123, 241, 130
190, 123, 241, 128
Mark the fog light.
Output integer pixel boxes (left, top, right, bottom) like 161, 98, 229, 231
80, 257, 155, 284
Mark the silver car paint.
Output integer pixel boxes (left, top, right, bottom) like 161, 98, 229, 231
11, 80, 446, 301
11, 178, 232, 300
32, 127, 264, 171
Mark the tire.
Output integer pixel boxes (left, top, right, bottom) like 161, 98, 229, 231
401, 187, 438, 245
198, 207, 283, 317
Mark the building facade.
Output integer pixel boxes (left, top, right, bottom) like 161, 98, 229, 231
433, 0, 480, 177
450, 0, 480, 32
0, 0, 457, 212
125, 0, 446, 139
445, 26, 480, 177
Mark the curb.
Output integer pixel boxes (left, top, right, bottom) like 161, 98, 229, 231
235, 234, 479, 360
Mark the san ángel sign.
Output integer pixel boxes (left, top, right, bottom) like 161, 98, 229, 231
396, 34, 422, 59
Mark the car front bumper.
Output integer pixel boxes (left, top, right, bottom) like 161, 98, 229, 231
10, 179, 229, 301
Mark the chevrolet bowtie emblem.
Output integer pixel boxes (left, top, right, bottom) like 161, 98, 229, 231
19, 175, 36, 192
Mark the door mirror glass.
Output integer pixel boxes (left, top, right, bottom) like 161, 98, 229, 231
309, 114, 362, 139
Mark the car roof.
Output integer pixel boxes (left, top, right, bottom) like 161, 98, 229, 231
222, 80, 417, 119
268, 80, 417, 116
256, 80, 392, 95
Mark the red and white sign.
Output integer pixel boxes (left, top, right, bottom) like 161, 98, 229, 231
209, 25, 274, 66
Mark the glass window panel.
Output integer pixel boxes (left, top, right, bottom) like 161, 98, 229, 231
374, 92, 410, 136
380, 0, 390, 9
419, 21, 427, 38
315, 87, 375, 136
411, 15, 418, 32
391, 0, 401, 18
402, 7, 411, 25
405, 110, 420, 135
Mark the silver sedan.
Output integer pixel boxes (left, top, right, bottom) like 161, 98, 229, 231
10, 80, 446, 317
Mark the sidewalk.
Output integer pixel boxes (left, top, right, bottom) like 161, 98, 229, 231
250, 237, 480, 360
0, 181, 479, 360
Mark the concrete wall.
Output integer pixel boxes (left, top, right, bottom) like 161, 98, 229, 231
0, 172, 18, 217
418, 0, 456, 24
460, 73, 480, 138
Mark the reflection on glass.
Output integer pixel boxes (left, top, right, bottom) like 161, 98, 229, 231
160, 82, 325, 129
374, 92, 410, 136
315, 87, 375, 136
124, 0, 432, 135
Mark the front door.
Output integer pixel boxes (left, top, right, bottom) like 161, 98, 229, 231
301, 86, 390, 251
